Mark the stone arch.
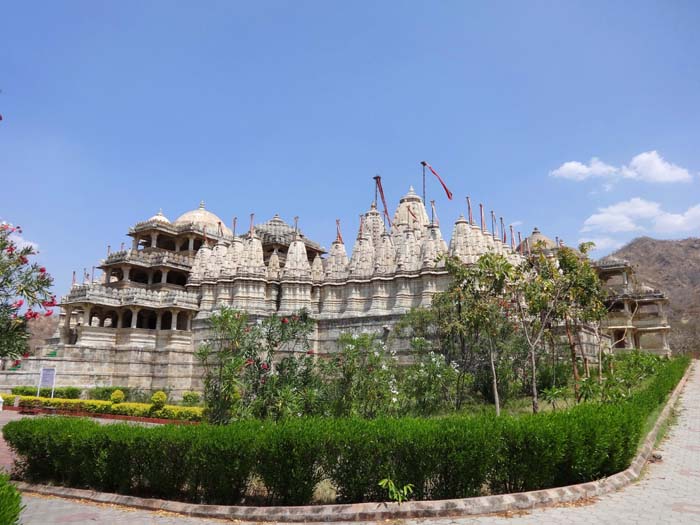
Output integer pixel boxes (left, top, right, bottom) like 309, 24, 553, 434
137, 309, 157, 329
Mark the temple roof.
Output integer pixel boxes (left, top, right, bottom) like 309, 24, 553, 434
249, 214, 326, 254
517, 227, 556, 252
173, 201, 231, 236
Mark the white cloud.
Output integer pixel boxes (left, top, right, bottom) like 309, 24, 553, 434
550, 158, 616, 181
1, 220, 39, 251
582, 198, 661, 233
581, 198, 700, 235
10, 233, 39, 251
653, 204, 700, 233
551, 151, 693, 184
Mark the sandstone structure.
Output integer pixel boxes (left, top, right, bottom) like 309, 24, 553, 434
0, 188, 671, 396
0, 189, 524, 396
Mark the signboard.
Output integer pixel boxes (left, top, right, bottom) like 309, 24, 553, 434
37, 367, 56, 398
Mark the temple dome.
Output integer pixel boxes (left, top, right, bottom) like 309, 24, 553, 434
174, 201, 231, 235
517, 227, 556, 252
147, 209, 170, 224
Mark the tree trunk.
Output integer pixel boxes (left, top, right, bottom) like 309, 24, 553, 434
530, 346, 539, 413
565, 318, 580, 400
489, 344, 501, 416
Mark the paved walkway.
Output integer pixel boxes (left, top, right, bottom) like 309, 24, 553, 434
2, 363, 699, 524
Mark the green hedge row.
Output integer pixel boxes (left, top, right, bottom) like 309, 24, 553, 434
0, 473, 22, 525
10, 386, 82, 399
0, 395, 202, 422
2, 357, 689, 506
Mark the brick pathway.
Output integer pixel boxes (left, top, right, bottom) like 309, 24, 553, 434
2, 363, 699, 524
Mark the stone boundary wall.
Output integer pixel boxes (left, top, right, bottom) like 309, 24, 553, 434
14, 361, 693, 522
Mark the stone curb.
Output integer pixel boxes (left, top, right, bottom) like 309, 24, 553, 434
15, 362, 693, 523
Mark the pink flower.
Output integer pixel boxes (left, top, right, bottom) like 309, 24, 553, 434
245, 358, 254, 367
39, 267, 46, 273
261, 362, 269, 371
11, 299, 24, 309
6, 246, 15, 254
281, 317, 289, 324
44, 309, 53, 317
18, 256, 28, 265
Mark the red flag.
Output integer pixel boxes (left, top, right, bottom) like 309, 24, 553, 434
421, 161, 453, 200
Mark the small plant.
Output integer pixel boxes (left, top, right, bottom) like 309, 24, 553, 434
109, 389, 125, 404
181, 391, 201, 406
378, 478, 414, 504
0, 472, 23, 525
151, 390, 167, 410
541, 386, 567, 410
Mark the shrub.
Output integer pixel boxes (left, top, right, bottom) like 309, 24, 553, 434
110, 389, 125, 404
11, 386, 81, 399
0, 394, 17, 406
0, 473, 23, 525
2, 357, 688, 506
87, 386, 132, 401
181, 391, 201, 406
151, 391, 167, 410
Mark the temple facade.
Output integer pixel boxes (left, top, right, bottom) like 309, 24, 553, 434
595, 256, 671, 355
0, 188, 524, 397
0, 188, 671, 397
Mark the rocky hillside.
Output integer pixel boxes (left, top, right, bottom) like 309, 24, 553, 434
611, 236, 700, 352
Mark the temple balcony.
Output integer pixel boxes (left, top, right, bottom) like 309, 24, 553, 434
62, 283, 199, 310
102, 248, 194, 271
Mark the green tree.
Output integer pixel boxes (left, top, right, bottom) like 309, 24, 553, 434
510, 245, 570, 414
557, 243, 607, 396
398, 253, 520, 415
196, 307, 315, 424
0, 223, 54, 360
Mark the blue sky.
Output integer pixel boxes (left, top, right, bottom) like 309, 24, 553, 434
2, 1, 699, 297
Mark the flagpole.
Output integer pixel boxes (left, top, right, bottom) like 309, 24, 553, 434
422, 163, 426, 204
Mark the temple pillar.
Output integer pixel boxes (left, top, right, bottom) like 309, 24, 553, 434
188, 236, 195, 251
132, 237, 139, 252
123, 266, 131, 282
148, 271, 154, 285
130, 308, 140, 329
156, 311, 163, 330
62, 306, 73, 341
116, 310, 124, 329
161, 269, 169, 284
151, 232, 159, 248
171, 309, 179, 330
82, 305, 92, 326
186, 313, 192, 331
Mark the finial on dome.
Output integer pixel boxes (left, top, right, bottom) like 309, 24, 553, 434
158, 208, 163, 215
293, 216, 299, 239
199, 200, 205, 209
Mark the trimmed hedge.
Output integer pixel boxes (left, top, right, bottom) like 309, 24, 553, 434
11, 386, 81, 399
2, 357, 689, 506
0, 473, 23, 525
6, 395, 203, 421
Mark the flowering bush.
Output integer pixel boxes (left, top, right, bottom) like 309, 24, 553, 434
0, 222, 54, 360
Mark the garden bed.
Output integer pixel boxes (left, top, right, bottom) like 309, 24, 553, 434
1, 356, 689, 508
